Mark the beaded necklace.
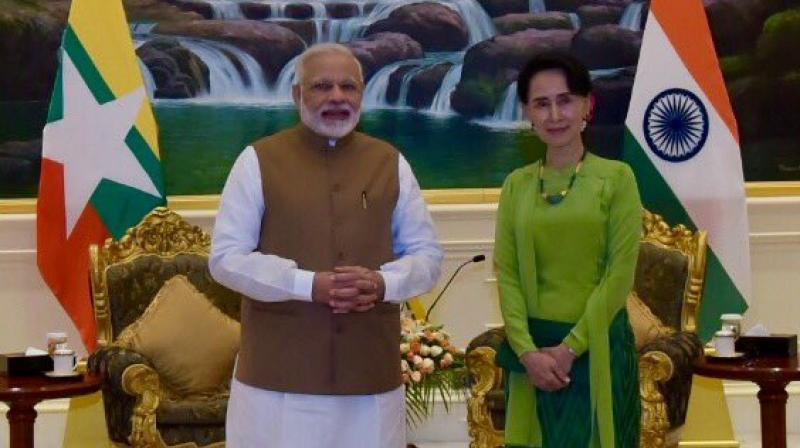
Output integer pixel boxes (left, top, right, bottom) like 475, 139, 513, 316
538, 151, 586, 205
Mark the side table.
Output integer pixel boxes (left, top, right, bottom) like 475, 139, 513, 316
0, 372, 103, 448
693, 355, 800, 448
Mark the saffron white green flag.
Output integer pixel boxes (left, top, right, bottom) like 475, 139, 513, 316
622, 0, 750, 340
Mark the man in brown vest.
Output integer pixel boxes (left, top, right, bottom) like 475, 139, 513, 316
210, 43, 443, 447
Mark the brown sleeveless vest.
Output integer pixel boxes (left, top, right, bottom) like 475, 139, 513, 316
235, 124, 402, 395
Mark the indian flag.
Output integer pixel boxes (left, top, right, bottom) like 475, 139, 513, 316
622, 0, 750, 341
37, 0, 165, 351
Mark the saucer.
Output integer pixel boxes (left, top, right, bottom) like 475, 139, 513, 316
706, 351, 745, 361
45, 370, 82, 378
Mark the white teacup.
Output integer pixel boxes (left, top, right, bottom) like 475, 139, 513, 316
46, 332, 68, 355
52, 348, 76, 374
713, 329, 736, 356
720, 313, 743, 338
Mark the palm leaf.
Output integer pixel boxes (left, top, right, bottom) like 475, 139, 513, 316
405, 366, 467, 427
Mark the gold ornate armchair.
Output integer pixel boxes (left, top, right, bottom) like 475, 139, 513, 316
466, 210, 707, 448
87, 207, 241, 447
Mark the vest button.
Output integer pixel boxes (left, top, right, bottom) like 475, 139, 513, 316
332, 183, 341, 192
337, 251, 345, 260
335, 324, 343, 334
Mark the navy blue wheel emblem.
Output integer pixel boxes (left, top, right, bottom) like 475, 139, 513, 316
643, 88, 709, 162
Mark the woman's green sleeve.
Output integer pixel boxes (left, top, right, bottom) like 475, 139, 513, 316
563, 165, 642, 356
495, 174, 538, 356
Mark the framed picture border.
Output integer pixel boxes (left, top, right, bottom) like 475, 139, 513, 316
1, 182, 798, 214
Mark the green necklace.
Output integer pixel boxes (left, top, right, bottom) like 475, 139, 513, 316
538, 152, 585, 205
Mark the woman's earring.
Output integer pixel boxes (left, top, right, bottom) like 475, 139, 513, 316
581, 119, 588, 132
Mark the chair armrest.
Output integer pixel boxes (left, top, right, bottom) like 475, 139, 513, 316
89, 346, 155, 392
467, 328, 506, 354
122, 363, 168, 448
640, 331, 702, 429
89, 347, 168, 447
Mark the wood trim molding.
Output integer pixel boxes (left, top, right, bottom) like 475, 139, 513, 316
4, 182, 800, 214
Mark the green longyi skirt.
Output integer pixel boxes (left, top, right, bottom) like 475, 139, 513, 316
497, 310, 641, 448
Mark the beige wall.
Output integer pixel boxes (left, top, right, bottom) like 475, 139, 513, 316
6, 199, 796, 354
1, 196, 799, 443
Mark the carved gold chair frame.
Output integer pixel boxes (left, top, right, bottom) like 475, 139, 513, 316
91, 207, 222, 448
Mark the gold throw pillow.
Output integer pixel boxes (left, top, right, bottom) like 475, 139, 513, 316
626, 291, 675, 351
115, 275, 240, 396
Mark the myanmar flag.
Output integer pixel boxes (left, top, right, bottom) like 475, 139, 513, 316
622, 0, 750, 340
37, 0, 165, 351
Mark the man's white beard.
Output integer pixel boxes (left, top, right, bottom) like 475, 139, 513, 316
299, 100, 360, 139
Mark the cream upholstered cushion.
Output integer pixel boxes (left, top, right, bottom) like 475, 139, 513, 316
627, 291, 675, 350
115, 275, 240, 395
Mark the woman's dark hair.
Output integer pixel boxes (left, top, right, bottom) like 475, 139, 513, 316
517, 52, 592, 104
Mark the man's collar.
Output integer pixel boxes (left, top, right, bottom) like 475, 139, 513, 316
296, 122, 357, 149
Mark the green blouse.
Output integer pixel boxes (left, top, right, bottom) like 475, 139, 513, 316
494, 152, 642, 447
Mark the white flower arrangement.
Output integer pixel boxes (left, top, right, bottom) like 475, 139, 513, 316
400, 312, 465, 425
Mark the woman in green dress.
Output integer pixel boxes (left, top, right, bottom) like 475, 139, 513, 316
495, 52, 642, 447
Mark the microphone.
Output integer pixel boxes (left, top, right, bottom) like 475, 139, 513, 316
424, 254, 486, 322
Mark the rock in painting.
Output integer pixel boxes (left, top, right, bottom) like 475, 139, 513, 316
407, 63, 455, 108
284, 3, 314, 19
272, 20, 316, 45
476, 0, 527, 18
386, 65, 418, 104
571, 24, 641, 69
326, 3, 360, 19
577, 5, 624, 28
348, 32, 424, 81
240, 2, 272, 20
0, 140, 42, 194
0, 3, 65, 101
154, 20, 306, 82
591, 68, 635, 125
704, 0, 771, 57
165, 0, 215, 20
493, 12, 574, 35
452, 29, 574, 117
137, 37, 210, 98
365, 2, 469, 52
755, 8, 800, 74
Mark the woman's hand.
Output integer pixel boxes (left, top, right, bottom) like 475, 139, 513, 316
519, 351, 570, 392
540, 343, 577, 381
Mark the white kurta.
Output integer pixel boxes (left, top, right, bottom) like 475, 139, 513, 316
210, 144, 443, 448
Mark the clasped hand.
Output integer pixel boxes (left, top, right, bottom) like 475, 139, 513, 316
312, 266, 385, 313
520, 343, 576, 392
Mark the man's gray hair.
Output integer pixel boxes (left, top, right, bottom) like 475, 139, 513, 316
293, 43, 364, 86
